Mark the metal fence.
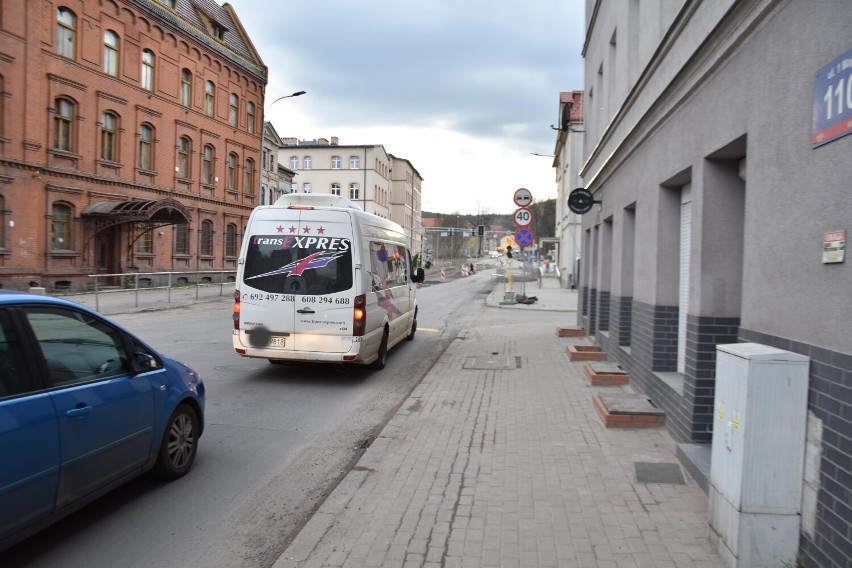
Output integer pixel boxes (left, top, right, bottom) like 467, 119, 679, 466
85, 270, 237, 312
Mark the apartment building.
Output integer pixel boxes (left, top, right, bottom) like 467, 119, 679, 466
578, 1, 850, 566
280, 137, 425, 252
0, 0, 266, 291
552, 91, 584, 288
388, 155, 423, 255
260, 121, 295, 206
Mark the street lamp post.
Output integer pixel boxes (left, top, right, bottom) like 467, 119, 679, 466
266, 90, 306, 112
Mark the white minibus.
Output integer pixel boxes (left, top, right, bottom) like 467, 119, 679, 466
232, 193, 424, 368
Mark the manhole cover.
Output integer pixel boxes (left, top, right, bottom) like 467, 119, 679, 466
634, 462, 686, 484
463, 356, 517, 370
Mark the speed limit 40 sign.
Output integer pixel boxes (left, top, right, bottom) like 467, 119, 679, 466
513, 207, 533, 227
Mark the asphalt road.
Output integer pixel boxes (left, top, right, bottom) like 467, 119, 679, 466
1, 269, 497, 568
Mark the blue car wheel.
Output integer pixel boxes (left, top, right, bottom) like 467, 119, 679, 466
154, 404, 199, 479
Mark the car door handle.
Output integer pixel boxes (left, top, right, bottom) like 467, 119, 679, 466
297, 307, 315, 314
66, 405, 93, 418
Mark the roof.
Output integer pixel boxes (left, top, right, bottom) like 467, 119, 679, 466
130, 0, 267, 82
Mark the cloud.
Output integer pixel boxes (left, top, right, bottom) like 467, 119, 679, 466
228, 0, 584, 213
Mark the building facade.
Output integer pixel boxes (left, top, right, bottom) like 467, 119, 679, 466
0, 0, 266, 291
279, 137, 425, 250
261, 121, 294, 205
578, 1, 850, 566
388, 155, 423, 255
552, 91, 584, 288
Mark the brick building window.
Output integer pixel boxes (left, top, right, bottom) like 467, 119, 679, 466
138, 123, 153, 170
331, 156, 341, 169
177, 136, 191, 178
141, 50, 155, 91
229, 94, 239, 127
331, 183, 341, 196
205, 81, 215, 116
350, 155, 359, 169
103, 30, 119, 76
225, 223, 237, 257
246, 102, 255, 133
135, 224, 152, 254
244, 158, 255, 194
53, 98, 74, 152
200, 220, 214, 257
51, 203, 73, 250
202, 144, 214, 184
227, 152, 237, 190
100, 112, 118, 162
290, 156, 298, 169
349, 183, 359, 200
174, 224, 189, 255
303, 156, 312, 170
0, 195, 5, 249
56, 8, 76, 59
180, 69, 192, 107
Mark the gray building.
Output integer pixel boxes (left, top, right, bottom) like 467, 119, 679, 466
578, 1, 850, 566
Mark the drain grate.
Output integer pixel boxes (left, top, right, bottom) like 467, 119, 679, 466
634, 462, 686, 484
463, 356, 517, 370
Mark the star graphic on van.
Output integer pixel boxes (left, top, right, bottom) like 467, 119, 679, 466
276, 225, 284, 233
302, 226, 311, 233
289, 226, 297, 233
317, 226, 326, 234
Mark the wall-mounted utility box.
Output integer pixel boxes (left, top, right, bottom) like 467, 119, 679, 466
709, 343, 810, 568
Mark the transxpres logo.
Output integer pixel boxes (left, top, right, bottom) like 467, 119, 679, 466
251, 236, 351, 251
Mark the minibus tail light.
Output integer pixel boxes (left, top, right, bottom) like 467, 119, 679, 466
353, 294, 366, 336
233, 289, 241, 330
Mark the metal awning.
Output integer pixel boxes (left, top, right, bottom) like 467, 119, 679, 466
83, 198, 191, 232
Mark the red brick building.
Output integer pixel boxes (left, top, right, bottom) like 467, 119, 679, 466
0, 0, 267, 290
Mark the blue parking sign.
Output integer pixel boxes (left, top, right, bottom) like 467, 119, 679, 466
515, 228, 534, 247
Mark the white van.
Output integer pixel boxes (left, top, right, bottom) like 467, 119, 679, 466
232, 193, 425, 369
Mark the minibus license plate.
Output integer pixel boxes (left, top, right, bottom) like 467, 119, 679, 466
270, 337, 286, 347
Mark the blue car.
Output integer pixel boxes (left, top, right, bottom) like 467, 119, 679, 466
0, 291, 205, 551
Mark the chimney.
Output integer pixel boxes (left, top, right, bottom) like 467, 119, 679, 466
330, 136, 339, 145
318, 138, 329, 145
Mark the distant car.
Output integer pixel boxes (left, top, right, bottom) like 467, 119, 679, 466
490, 251, 500, 258
0, 291, 205, 551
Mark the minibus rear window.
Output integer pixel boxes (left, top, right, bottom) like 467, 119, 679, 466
243, 235, 353, 295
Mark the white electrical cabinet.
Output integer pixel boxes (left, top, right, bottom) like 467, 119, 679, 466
709, 343, 810, 568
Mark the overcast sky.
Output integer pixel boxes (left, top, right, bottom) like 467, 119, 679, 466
225, 0, 586, 215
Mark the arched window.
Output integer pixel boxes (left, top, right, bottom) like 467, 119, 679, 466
139, 123, 153, 170
205, 81, 215, 116
227, 152, 237, 190
51, 203, 73, 250
202, 144, 214, 184
331, 183, 341, 196
180, 69, 192, 107
103, 30, 119, 76
174, 224, 189, 255
100, 112, 118, 161
53, 98, 74, 151
225, 223, 237, 257
244, 158, 255, 194
177, 136, 191, 178
200, 220, 214, 257
141, 49, 155, 90
229, 93, 238, 126
303, 156, 312, 170
331, 156, 341, 169
56, 8, 76, 59
303, 183, 312, 194
290, 156, 298, 169
246, 102, 255, 133
349, 183, 359, 200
